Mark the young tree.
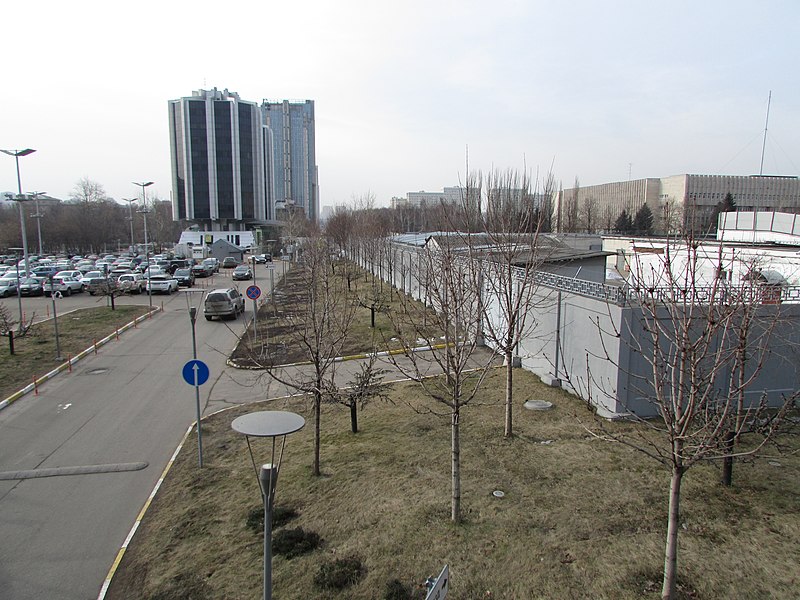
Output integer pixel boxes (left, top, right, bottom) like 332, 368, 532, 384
388, 183, 498, 523
481, 168, 553, 437
591, 238, 797, 600
261, 236, 357, 475
324, 354, 390, 433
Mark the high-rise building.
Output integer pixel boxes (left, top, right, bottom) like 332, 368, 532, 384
262, 100, 318, 223
168, 88, 317, 230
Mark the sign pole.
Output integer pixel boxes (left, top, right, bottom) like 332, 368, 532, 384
188, 307, 204, 467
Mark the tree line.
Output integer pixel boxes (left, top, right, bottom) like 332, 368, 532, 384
0, 178, 181, 255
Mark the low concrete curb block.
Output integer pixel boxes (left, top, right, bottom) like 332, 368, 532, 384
0, 308, 159, 412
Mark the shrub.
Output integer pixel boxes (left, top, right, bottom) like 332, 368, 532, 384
313, 555, 366, 591
272, 527, 321, 559
245, 505, 299, 535
383, 578, 428, 600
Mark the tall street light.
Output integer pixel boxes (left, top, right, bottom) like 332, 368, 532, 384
1, 148, 36, 274
122, 198, 137, 251
30, 191, 46, 256
137, 205, 153, 310
133, 182, 154, 310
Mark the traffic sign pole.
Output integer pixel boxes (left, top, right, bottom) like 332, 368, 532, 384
188, 308, 205, 467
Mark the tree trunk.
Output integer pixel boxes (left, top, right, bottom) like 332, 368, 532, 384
720, 430, 735, 486
504, 351, 513, 437
313, 393, 321, 476
451, 408, 461, 524
662, 466, 684, 600
350, 402, 358, 434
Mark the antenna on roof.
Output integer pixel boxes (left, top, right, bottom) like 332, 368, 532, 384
759, 91, 772, 176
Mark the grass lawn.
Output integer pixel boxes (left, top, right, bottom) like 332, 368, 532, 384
104, 368, 800, 599
232, 263, 438, 367
0, 306, 151, 400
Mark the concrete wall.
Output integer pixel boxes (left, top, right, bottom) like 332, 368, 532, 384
357, 241, 800, 419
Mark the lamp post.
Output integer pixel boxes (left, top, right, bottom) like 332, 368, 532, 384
1, 149, 36, 274
9, 247, 24, 333
30, 191, 46, 257
122, 198, 137, 252
133, 182, 154, 310
137, 205, 152, 310
232, 411, 305, 600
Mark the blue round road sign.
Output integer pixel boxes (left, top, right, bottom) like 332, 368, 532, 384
182, 360, 210, 386
246, 285, 261, 300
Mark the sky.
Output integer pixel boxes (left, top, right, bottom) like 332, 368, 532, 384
3, 0, 800, 210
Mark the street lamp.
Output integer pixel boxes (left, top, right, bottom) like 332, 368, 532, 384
122, 198, 137, 252
1, 149, 36, 274
231, 411, 305, 600
30, 191, 46, 257
137, 205, 152, 310
9, 247, 24, 333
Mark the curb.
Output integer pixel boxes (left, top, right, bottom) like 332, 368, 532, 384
0, 307, 160, 412
226, 342, 451, 370
96, 422, 193, 600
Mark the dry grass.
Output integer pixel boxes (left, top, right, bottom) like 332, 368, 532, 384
232, 263, 438, 367
0, 306, 150, 399
105, 369, 800, 600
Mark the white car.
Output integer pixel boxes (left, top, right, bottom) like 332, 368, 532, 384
56, 269, 83, 280
43, 276, 84, 296
117, 273, 146, 294
146, 274, 179, 294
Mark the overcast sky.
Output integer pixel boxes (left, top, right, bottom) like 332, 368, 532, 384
3, 0, 799, 209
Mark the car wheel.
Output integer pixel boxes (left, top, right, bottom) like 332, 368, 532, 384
89, 291, 95, 296
205, 315, 213, 321
65, 288, 72, 296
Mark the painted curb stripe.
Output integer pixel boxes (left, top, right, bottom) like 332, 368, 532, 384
96, 423, 193, 600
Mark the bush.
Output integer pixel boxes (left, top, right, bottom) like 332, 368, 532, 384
384, 578, 428, 600
272, 527, 321, 559
245, 505, 299, 535
313, 555, 366, 591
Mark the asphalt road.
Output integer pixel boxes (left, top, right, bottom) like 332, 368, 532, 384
0, 262, 287, 600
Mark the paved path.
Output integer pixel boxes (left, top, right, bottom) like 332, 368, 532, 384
0, 264, 286, 600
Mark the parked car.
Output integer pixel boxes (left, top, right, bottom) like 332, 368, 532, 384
191, 263, 212, 278
0, 277, 18, 298
109, 268, 133, 281
232, 265, 252, 281
203, 258, 220, 273
32, 265, 59, 278
19, 277, 45, 297
43, 276, 84, 296
173, 268, 195, 287
117, 273, 146, 294
55, 269, 83, 280
146, 274, 179, 294
221, 257, 238, 268
204, 287, 244, 321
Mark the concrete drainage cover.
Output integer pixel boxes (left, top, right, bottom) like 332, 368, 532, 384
524, 400, 554, 411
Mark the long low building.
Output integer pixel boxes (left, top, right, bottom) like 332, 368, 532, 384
555, 174, 800, 234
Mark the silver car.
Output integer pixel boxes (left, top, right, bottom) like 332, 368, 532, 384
203, 288, 244, 321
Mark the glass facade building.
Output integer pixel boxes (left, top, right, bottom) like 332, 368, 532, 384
168, 89, 317, 229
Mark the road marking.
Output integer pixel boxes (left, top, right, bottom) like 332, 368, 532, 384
59, 403, 72, 410
0, 462, 148, 480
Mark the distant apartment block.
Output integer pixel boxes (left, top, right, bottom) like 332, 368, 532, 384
555, 174, 800, 233
391, 186, 481, 210
168, 88, 318, 231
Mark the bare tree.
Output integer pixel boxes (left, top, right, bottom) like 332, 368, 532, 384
387, 185, 498, 523
582, 195, 597, 233
481, 169, 553, 437
564, 177, 580, 233
590, 237, 798, 600
324, 353, 390, 433
260, 237, 357, 476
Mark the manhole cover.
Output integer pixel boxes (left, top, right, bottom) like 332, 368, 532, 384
524, 400, 554, 411
84, 368, 110, 375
